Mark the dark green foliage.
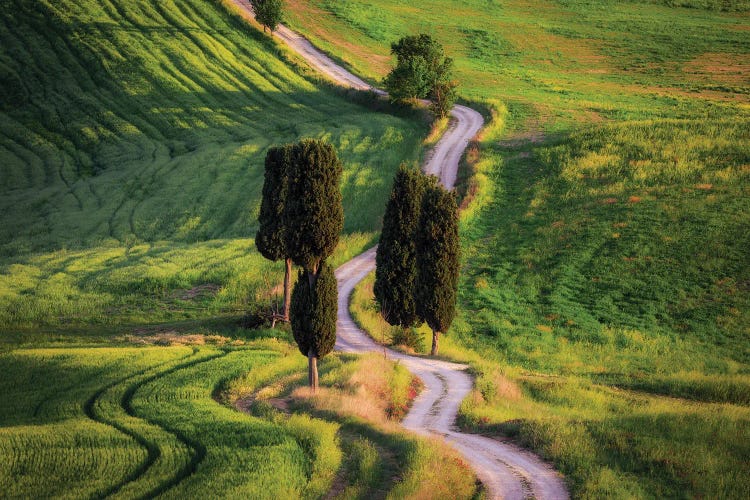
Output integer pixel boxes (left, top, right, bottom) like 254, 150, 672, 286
429, 64, 458, 119
390, 326, 425, 352
375, 165, 434, 327
251, 0, 284, 32
256, 145, 292, 261
384, 57, 432, 102
415, 183, 460, 336
384, 34, 457, 117
285, 139, 344, 273
290, 263, 338, 358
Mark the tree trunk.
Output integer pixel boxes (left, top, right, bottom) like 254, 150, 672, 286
306, 261, 320, 289
283, 257, 292, 322
431, 330, 440, 356
307, 349, 318, 392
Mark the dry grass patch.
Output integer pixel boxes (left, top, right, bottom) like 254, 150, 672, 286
683, 52, 750, 86
124, 331, 236, 346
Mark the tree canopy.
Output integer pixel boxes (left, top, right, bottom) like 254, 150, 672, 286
251, 0, 283, 32
290, 263, 338, 359
375, 165, 434, 328
256, 144, 291, 262
285, 139, 344, 275
415, 183, 460, 355
384, 34, 457, 117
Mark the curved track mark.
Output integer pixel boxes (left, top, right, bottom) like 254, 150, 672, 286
84, 349, 227, 499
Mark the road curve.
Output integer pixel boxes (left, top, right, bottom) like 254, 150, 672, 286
231, 3, 567, 498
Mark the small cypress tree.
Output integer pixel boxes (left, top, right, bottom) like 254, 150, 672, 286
429, 58, 458, 119
415, 183, 460, 356
250, 0, 284, 33
256, 144, 293, 322
285, 138, 343, 390
290, 262, 337, 390
375, 165, 434, 329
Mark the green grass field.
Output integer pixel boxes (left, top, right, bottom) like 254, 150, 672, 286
0, 0, 450, 496
0, 338, 477, 498
0, 0, 428, 332
286, 0, 750, 497
0, 342, 338, 498
2, 0, 749, 497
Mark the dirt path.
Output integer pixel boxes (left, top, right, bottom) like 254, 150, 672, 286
231, 3, 568, 498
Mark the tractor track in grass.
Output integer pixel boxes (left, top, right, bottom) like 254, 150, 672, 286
231, 3, 568, 498
83, 348, 227, 499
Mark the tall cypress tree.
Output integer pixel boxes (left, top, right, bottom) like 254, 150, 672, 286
285, 139, 344, 279
290, 263, 337, 390
286, 138, 343, 390
375, 165, 434, 328
256, 144, 293, 322
415, 184, 460, 356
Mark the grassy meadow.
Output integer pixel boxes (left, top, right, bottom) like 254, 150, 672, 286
227, 352, 480, 499
2, 0, 749, 497
285, 0, 750, 497
0, 340, 342, 498
0, 336, 478, 498
0, 0, 455, 496
0, 0, 428, 333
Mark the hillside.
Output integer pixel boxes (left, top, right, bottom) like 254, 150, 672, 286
0, 0, 427, 330
283, 0, 750, 496
0, 1, 484, 497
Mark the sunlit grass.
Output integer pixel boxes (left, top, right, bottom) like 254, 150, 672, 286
0, 0, 428, 330
0, 342, 350, 498
284, 4, 749, 494
227, 352, 480, 499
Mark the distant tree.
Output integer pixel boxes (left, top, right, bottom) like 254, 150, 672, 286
384, 34, 458, 118
429, 59, 458, 119
290, 263, 337, 390
285, 138, 343, 390
251, 0, 283, 32
415, 183, 460, 356
375, 165, 434, 329
256, 144, 293, 323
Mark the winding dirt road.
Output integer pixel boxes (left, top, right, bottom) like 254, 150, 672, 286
232, 2, 568, 498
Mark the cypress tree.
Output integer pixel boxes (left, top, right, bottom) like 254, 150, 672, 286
285, 138, 343, 390
256, 144, 293, 322
375, 165, 434, 328
285, 139, 344, 279
290, 262, 337, 390
415, 184, 460, 356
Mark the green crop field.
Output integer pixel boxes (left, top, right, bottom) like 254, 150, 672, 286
0, 0, 428, 333
0, 342, 344, 498
285, 0, 750, 497
0, 340, 477, 498
2, 0, 749, 497
0, 0, 454, 496
0, 347, 322, 498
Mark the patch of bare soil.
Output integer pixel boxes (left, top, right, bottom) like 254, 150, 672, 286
683, 52, 750, 86
124, 330, 239, 346
173, 283, 221, 301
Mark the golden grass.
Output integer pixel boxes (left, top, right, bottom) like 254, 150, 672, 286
285, 354, 479, 498
293, 356, 394, 425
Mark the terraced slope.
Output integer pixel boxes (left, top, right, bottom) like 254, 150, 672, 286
0, 0, 427, 329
